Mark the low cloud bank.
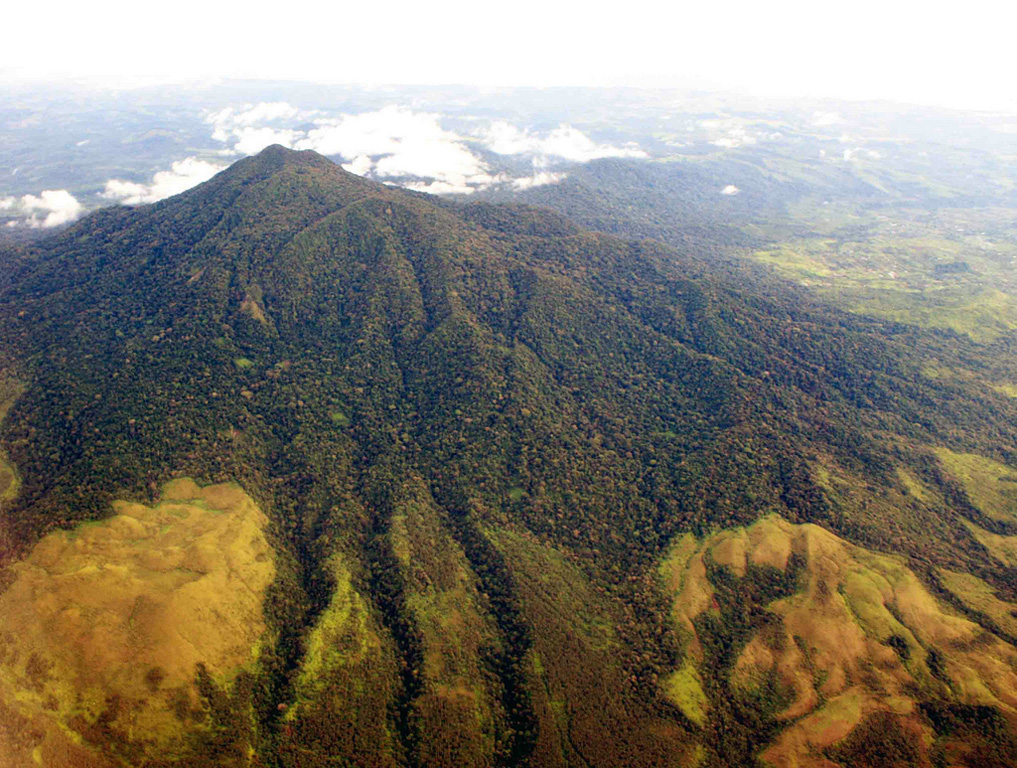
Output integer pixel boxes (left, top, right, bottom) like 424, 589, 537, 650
203, 102, 646, 195
232, 127, 304, 156
841, 147, 882, 163
512, 172, 568, 190
299, 107, 505, 194
700, 118, 784, 149
2, 190, 84, 228
102, 157, 227, 205
479, 122, 647, 165
709, 125, 758, 149
208, 102, 306, 143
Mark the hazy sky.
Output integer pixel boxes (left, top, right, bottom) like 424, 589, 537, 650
2, 0, 1015, 112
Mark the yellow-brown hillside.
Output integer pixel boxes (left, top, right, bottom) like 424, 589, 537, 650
0, 479, 276, 766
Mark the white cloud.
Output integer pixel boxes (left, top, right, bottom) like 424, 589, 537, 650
12, 189, 84, 227
298, 106, 506, 193
76, 139, 90, 146
298, 107, 419, 156
700, 119, 771, 149
710, 129, 758, 149
231, 126, 302, 155
512, 171, 567, 190
228, 101, 301, 126
842, 147, 880, 163
480, 122, 646, 164
721, 185, 740, 195
207, 102, 307, 145
403, 179, 477, 195
0, 197, 14, 210
102, 156, 226, 205
341, 155, 373, 176
202, 103, 616, 195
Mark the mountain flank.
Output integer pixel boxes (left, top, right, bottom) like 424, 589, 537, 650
1, 146, 1017, 767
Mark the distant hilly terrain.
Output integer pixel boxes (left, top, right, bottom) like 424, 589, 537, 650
2, 146, 1017, 767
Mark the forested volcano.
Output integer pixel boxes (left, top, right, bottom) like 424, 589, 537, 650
2, 145, 1017, 767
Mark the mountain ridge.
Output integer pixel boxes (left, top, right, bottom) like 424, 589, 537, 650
1, 145, 1016, 767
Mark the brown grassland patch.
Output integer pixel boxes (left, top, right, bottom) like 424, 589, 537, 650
0, 479, 276, 766
659, 514, 1017, 767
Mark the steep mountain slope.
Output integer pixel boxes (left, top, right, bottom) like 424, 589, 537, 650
1, 146, 1017, 767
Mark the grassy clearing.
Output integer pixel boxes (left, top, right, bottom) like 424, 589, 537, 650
658, 533, 699, 593
660, 514, 1017, 768
495, 527, 618, 653
762, 688, 869, 767
0, 375, 23, 507
960, 518, 1017, 566
753, 244, 833, 280
938, 569, 1017, 638
328, 409, 350, 426
990, 382, 1017, 398
496, 527, 695, 765
663, 660, 708, 726
843, 287, 1017, 343
750, 217, 1017, 342
746, 515, 793, 570
935, 447, 1017, 523
0, 456, 17, 506
0, 479, 276, 763
388, 479, 501, 765
291, 554, 377, 703
708, 528, 748, 577
896, 468, 933, 505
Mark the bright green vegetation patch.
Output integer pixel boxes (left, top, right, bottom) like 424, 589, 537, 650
934, 447, 1017, 523
0, 456, 18, 505
663, 661, 708, 726
960, 518, 1017, 567
841, 287, 1017, 343
328, 409, 350, 426
0, 479, 276, 764
896, 468, 932, 505
753, 244, 833, 280
938, 569, 1017, 638
811, 689, 865, 735
750, 215, 1017, 342
991, 382, 1017, 398
290, 555, 376, 704
0, 376, 23, 505
387, 480, 502, 766
233, 357, 255, 369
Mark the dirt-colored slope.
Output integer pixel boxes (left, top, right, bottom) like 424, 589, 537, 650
0, 479, 276, 766
660, 515, 1017, 768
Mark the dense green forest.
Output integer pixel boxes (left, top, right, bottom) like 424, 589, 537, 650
1, 146, 1017, 767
